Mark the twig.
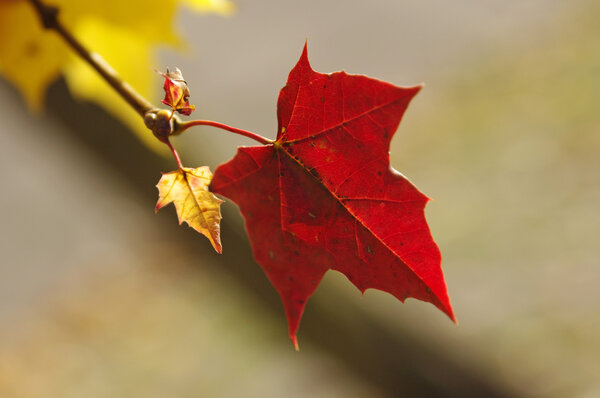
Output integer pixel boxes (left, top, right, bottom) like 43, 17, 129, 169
28, 0, 153, 116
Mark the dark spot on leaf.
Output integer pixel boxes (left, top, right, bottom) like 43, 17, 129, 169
310, 169, 320, 180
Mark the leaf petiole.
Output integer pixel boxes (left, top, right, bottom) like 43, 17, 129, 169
166, 139, 184, 170
176, 120, 272, 145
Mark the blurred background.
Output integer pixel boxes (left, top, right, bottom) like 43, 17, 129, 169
1, 0, 599, 397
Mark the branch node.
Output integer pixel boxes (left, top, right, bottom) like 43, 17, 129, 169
144, 109, 175, 143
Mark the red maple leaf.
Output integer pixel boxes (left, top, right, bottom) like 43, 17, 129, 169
211, 44, 455, 348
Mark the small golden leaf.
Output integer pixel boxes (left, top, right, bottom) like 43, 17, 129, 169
156, 166, 223, 253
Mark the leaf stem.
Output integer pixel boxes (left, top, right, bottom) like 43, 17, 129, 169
166, 139, 184, 170
27, 0, 154, 116
178, 120, 272, 145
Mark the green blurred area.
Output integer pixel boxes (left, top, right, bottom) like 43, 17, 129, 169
1, 1, 599, 397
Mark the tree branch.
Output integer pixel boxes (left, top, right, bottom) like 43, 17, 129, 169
28, 0, 154, 116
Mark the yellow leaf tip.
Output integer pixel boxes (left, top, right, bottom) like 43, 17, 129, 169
291, 335, 299, 351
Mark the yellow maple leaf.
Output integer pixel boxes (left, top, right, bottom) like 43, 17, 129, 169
0, 0, 233, 150
156, 166, 223, 253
